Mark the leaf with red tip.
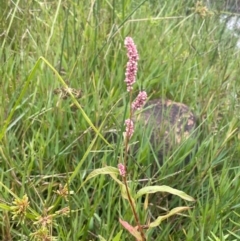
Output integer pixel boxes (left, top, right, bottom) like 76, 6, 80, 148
119, 218, 142, 240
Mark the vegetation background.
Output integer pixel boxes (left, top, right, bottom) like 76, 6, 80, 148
0, 0, 240, 240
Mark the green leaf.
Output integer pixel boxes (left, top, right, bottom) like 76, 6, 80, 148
109, 172, 124, 186
227, 230, 240, 240
78, 166, 120, 192
85, 166, 119, 183
78, 166, 136, 207
98, 235, 107, 241
82, 166, 119, 186
0, 181, 18, 198
0, 203, 11, 211
136, 185, 195, 202
112, 230, 123, 241
149, 206, 191, 228
40, 57, 112, 148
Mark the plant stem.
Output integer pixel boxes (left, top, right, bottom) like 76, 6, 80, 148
122, 176, 146, 241
122, 91, 145, 241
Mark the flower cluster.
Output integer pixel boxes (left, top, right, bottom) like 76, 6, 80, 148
132, 91, 147, 111
124, 37, 139, 92
125, 119, 134, 139
120, 37, 148, 180
11, 194, 29, 224
118, 163, 126, 177
123, 37, 148, 143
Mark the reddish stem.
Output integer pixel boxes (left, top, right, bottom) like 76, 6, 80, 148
122, 92, 146, 241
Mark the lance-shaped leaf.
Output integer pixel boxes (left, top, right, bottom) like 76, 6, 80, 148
136, 185, 195, 202
85, 166, 119, 181
79, 166, 119, 190
119, 218, 142, 240
98, 235, 107, 241
149, 206, 191, 228
112, 230, 123, 241
81, 167, 136, 206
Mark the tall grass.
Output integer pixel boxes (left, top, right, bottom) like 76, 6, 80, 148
0, 0, 240, 240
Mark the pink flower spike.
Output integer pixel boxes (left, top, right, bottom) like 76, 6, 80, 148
132, 91, 147, 111
124, 37, 139, 62
118, 163, 126, 177
125, 119, 134, 139
124, 37, 139, 92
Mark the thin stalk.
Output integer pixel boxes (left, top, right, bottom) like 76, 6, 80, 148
122, 91, 145, 241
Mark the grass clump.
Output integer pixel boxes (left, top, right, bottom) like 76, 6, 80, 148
0, 0, 240, 240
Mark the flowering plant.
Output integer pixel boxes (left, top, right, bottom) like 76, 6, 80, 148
82, 37, 194, 241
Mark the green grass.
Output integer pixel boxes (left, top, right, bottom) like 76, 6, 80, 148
1, 0, 240, 240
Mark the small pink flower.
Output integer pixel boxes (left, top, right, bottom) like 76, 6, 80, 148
125, 119, 134, 138
118, 163, 126, 177
124, 37, 139, 92
131, 91, 147, 111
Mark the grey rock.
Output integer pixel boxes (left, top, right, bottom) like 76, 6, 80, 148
133, 99, 197, 162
